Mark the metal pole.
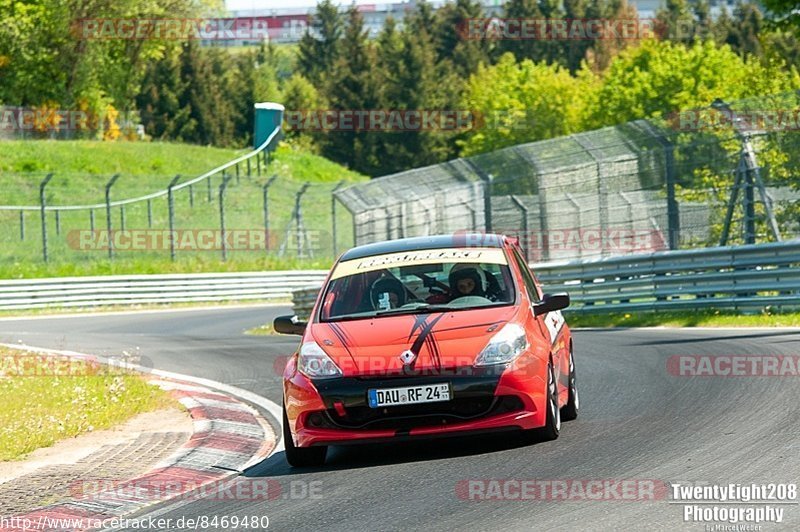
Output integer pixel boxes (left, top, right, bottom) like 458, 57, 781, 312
743, 162, 756, 245
331, 180, 346, 257
510, 195, 529, 261
257, 153, 262, 176
105, 173, 120, 259
90, 209, 95, 232
481, 174, 494, 232
167, 174, 181, 261
19, 210, 25, 241
663, 143, 680, 250
247, 158, 251, 177
219, 174, 234, 261
292, 182, 310, 257
55, 210, 60, 236
263, 175, 277, 252
236, 163, 240, 184
39, 173, 54, 263
207, 175, 212, 202
120, 205, 126, 232
189, 184, 194, 208
147, 200, 152, 228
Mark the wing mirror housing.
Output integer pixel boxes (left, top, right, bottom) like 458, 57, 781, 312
533, 293, 570, 316
273, 315, 307, 335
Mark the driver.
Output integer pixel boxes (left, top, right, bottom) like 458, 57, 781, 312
448, 266, 485, 299
370, 277, 407, 309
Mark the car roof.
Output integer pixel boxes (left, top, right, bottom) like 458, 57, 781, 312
339, 233, 508, 261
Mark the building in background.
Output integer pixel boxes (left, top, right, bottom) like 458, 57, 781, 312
215, 0, 742, 46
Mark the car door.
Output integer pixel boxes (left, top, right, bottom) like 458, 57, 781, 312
509, 243, 569, 401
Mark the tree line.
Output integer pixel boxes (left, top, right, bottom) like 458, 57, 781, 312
1, 0, 798, 176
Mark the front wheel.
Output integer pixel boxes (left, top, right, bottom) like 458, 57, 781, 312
283, 406, 327, 467
539, 362, 561, 440
561, 347, 579, 421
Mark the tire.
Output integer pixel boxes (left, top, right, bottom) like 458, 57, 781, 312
561, 347, 579, 422
538, 362, 561, 441
283, 405, 327, 467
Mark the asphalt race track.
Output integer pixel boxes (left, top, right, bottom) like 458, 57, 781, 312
1, 306, 798, 530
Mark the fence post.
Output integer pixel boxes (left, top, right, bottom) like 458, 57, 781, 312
39, 174, 53, 263
331, 180, 346, 257
743, 163, 756, 245
219, 174, 234, 261
663, 142, 680, 250
120, 205, 126, 232
236, 163, 240, 184
206, 176, 212, 203
510, 195, 529, 261
189, 184, 194, 208
257, 152, 262, 176
147, 199, 152, 228
167, 175, 181, 261
296, 182, 310, 257
55, 210, 60, 236
247, 158, 251, 177
262, 175, 277, 252
19, 210, 25, 241
105, 173, 120, 259
90, 209, 95, 233
480, 173, 494, 232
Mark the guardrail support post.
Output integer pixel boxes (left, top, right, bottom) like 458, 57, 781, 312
39, 173, 54, 263
105, 173, 120, 259
219, 174, 234, 261
262, 175, 277, 252
19, 210, 25, 241
167, 175, 181, 261
331, 180, 346, 257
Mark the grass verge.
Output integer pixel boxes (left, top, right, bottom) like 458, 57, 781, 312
0, 347, 173, 461
567, 310, 800, 328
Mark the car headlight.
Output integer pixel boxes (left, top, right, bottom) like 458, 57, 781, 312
298, 341, 343, 379
474, 323, 528, 366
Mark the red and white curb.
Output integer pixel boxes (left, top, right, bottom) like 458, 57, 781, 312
1, 344, 282, 532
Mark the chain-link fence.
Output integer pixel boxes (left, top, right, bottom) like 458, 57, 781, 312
0, 128, 360, 270
2, 92, 799, 270
336, 91, 800, 261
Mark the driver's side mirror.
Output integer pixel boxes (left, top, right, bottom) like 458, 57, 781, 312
273, 315, 307, 335
533, 293, 570, 316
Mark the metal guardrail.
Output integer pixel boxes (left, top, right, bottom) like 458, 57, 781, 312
0, 271, 328, 310
533, 239, 800, 314
3, 241, 797, 314
289, 240, 800, 318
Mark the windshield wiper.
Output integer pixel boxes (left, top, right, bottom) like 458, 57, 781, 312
374, 303, 453, 316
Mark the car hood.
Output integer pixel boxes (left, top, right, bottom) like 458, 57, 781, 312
308, 305, 519, 377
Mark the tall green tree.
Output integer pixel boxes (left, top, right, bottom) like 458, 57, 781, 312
297, 0, 343, 89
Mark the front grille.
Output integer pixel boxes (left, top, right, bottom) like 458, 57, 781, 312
322, 395, 524, 430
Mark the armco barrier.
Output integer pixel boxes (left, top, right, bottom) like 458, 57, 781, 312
289, 240, 800, 318
3, 241, 797, 314
0, 271, 328, 310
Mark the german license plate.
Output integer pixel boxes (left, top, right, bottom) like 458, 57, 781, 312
368, 383, 450, 408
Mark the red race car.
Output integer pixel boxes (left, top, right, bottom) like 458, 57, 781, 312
274, 233, 577, 467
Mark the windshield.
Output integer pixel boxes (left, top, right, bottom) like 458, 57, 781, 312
319, 247, 516, 321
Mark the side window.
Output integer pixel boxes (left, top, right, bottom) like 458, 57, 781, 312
511, 248, 541, 303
